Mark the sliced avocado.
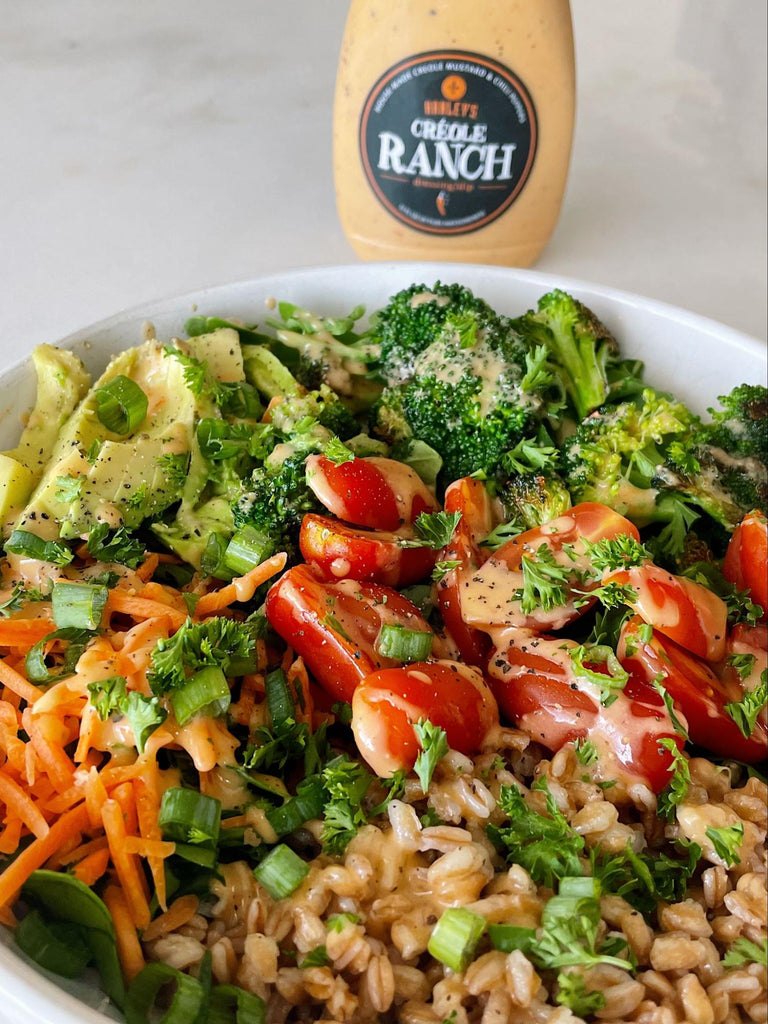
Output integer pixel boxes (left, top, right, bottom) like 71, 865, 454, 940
16, 339, 196, 539
0, 346, 91, 530
242, 345, 302, 398
152, 497, 234, 570
187, 327, 244, 383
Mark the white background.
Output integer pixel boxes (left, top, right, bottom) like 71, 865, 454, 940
1, 1, 766, 359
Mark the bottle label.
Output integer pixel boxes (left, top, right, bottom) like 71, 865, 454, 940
359, 49, 537, 235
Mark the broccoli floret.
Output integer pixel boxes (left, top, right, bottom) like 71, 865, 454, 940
374, 320, 541, 483
369, 282, 508, 383
656, 385, 768, 531
270, 384, 359, 442
233, 454, 322, 564
497, 472, 572, 534
512, 289, 618, 421
563, 389, 699, 555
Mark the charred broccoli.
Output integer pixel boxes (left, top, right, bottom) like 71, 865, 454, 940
512, 289, 619, 421
497, 472, 572, 535
656, 384, 768, 530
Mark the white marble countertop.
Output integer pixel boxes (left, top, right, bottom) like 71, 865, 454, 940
1, 0, 766, 363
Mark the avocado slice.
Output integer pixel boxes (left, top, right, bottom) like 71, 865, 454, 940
0, 346, 90, 528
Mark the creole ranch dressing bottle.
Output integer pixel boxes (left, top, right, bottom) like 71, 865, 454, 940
333, 0, 575, 266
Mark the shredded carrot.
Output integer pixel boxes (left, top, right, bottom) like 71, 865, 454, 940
101, 799, 150, 930
123, 836, 175, 859
136, 552, 160, 582
84, 766, 109, 829
0, 660, 43, 706
0, 770, 50, 840
22, 710, 76, 794
112, 781, 139, 837
56, 835, 109, 866
194, 552, 287, 618
134, 768, 167, 910
0, 619, 56, 648
106, 591, 187, 631
141, 894, 199, 943
0, 817, 22, 857
0, 802, 90, 907
103, 885, 145, 982
71, 846, 110, 886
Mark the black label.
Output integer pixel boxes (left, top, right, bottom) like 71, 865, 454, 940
359, 50, 537, 235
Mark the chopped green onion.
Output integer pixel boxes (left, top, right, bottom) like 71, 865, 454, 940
5, 529, 73, 566
266, 776, 326, 837
171, 843, 218, 869
25, 627, 96, 684
253, 844, 309, 900
200, 532, 235, 581
265, 667, 295, 727
224, 525, 274, 575
428, 907, 486, 973
487, 923, 537, 953
14, 910, 92, 979
52, 581, 108, 630
125, 962, 205, 1024
207, 984, 266, 1024
376, 623, 433, 662
559, 875, 601, 899
170, 666, 231, 727
159, 788, 221, 847
95, 375, 148, 435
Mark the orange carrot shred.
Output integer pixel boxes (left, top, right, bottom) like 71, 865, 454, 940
21, 710, 76, 794
0, 659, 44, 706
0, 619, 56, 648
106, 591, 187, 631
101, 799, 150, 930
123, 837, 175, 859
0, 802, 90, 907
141, 895, 199, 943
136, 552, 160, 582
103, 885, 145, 982
194, 552, 287, 618
71, 847, 110, 886
84, 766, 109, 829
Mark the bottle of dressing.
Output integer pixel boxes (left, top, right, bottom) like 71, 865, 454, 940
333, 0, 575, 267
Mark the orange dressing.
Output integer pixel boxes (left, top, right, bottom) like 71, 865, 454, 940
333, 0, 575, 266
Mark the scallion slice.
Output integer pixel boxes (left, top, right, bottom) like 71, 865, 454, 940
200, 532, 235, 581
25, 626, 97, 684
170, 666, 231, 727
376, 623, 433, 662
208, 984, 266, 1024
171, 843, 218, 869
125, 962, 204, 1024
487, 923, 537, 953
94, 374, 148, 435
5, 529, 73, 566
427, 907, 486, 973
159, 788, 221, 847
224, 525, 274, 575
265, 667, 294, 727
559, 875, 601, 899
253, 844, 309, 900
266, 776, 325, 837
52, 581, 108, 630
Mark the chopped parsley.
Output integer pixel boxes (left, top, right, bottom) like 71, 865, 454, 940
148, 616, 259, 694
725, 670, 768, 739
413, 720, 449, 793
706, 823, 744, 866
657, 740, 691, 821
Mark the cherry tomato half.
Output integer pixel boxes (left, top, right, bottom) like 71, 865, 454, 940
487, 630, 681, 793
305, 455, 438, 530
461, 502, 640, 633
618, 616, 767, 764
608, 564, 728, 662
723, 510, 767, 618
351, 660, 499, 778
299, 513, 436, 588
435, 477, 493, 666
264, 564, 432, 704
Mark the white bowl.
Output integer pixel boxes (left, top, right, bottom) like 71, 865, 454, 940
0, 263, 765, 1024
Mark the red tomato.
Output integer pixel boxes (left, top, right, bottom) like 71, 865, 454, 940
299, 513, 436, 587
487, 630, 681, 793
264, 564, 432, 704
618, 616, 768, 763
717, 623, 768, 697
351, 660, 499, 778
608, 564, 728, 662
435, 477, 493, 665
461, 502, 640, 633
304, 455, 438, 530
723, 510, 767, 618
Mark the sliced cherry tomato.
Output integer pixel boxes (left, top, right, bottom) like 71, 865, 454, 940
351, 660, 499, 778
305, 455, 438, 530
299, 513, 436, 587
487, 630, 681, 793
264, 564, 432, 704
435, 477, 493, 665
608, 564, 728, 662
461, 502, 640, 633
717, 622, 768, 696
723, 510, 767, 618
618, 616, 767, 763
